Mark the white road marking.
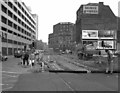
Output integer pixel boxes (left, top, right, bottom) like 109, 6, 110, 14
1, 71, 21, 74
2, 86, 13, 91
2, 74, 19, 78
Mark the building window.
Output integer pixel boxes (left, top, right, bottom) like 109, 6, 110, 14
18, 10, 21, 17
14, 40, 17, 44
18, 42, 21, 45
13, 32, 17, 36
13, 15, 17, 21
8, 10, 13, 18
18, 18, 21, 24
22, 14, 24, 20
8, 1, 13, 8
18, 26, 21, 32
13, 24, 17, 29
8, 30, 13, 34
1, 4, 7, 14
14, 6, 17, 13
1, 27, 7, 32
8, 48, 13, 55
8, 39, 13, 44
2, 32, 7, 42
1, 16, 7, 24
8, 20, 13, 27
2, 47, 7, 56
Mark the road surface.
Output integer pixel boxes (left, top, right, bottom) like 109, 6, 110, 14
1, 55, 119, 92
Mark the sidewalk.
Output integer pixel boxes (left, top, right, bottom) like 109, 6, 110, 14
61, 54, 119, 72
2, 56, 31, 74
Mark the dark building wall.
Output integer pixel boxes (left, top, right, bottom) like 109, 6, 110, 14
118, 17, 120, 43
75, 2, 117, 44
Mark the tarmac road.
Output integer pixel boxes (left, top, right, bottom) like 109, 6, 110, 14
1, 55, 119, 92
4, 72, 118, 91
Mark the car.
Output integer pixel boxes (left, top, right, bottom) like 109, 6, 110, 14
14, 50, 23, 58
0, 55, 8, 61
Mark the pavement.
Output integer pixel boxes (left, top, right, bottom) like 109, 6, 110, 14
61, 54, 120, 72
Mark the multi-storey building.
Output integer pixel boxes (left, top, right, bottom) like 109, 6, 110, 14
48, 22, 74, 52
32, 14, 38, 40
75, 2, 117, 50
0, 0, 37, 56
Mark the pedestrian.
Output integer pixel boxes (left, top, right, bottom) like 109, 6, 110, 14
23, 51, 29, 66
29, 51, 35, 68
105, 49, 113, 74
98, 50, 101, 64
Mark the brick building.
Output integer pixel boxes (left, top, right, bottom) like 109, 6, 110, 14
48, 22, 75, 52
75, 2, 117, 50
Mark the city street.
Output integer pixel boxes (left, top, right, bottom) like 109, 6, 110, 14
1, 55, 119, 92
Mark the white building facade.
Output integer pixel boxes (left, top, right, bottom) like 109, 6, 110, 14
0, 0, 37, 56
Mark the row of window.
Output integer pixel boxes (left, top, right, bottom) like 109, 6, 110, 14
1, 16, 32, 38
2, 47, 24, 56
1, 4, 36, 34
2, 37, 27, 46
1, 27, 31, 41
3, 0, 36, 25
1, 5, 35, 32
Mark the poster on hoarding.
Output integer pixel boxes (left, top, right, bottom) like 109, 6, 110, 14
98, 30, 116, 39
82, 30, 98, 39
83, 40, 98, 50
83, 5, 98, 14
97, 40, 115, 49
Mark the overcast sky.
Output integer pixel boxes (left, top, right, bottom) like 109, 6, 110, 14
22, 0, 119, 43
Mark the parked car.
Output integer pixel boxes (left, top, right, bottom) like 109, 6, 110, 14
0, 55, 8, 61
14, 50, 24, 58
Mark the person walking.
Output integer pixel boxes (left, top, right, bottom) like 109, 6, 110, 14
23, 51, 29, 66
29, 51, 35, 68
105, 49, 113, 74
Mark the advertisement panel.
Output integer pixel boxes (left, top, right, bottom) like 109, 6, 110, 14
83, 5, 98, 14
82, 30, 98, 39
98, 30, 116, 39
97, 40, 116, 49
83, 40, 98, 50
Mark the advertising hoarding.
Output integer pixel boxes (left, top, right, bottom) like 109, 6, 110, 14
98, 30, 116, 39
97, 40, 116, 49
83, 5, 98, 14
82, 30, 98, 39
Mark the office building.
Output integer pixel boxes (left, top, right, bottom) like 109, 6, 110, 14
0, 0, 37, 56
32, 14, 38, 40
48, 22, 75, 52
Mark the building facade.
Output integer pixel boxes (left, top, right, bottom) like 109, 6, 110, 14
75, 2, 117, 50
32, 14, 38, 40
48, 22, 75, 52
0, 0, 37, 56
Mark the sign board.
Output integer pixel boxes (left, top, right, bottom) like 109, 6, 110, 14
97, 40, 116, 49
83, 5, 98, 14
82, 30, 98, 39
98, 30, 116, 39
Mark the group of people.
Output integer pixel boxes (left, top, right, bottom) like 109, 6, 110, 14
21, 50, 44, 68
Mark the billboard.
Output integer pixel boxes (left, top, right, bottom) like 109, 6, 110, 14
82, 30, 98, 39
83, 5, 98, 14
97, 40, 116, 49
98, 30, 116, 39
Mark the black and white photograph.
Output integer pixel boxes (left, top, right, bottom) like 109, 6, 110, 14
0, 0, 120, 92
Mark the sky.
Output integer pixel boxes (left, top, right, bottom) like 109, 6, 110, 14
22, 0, 119, 43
